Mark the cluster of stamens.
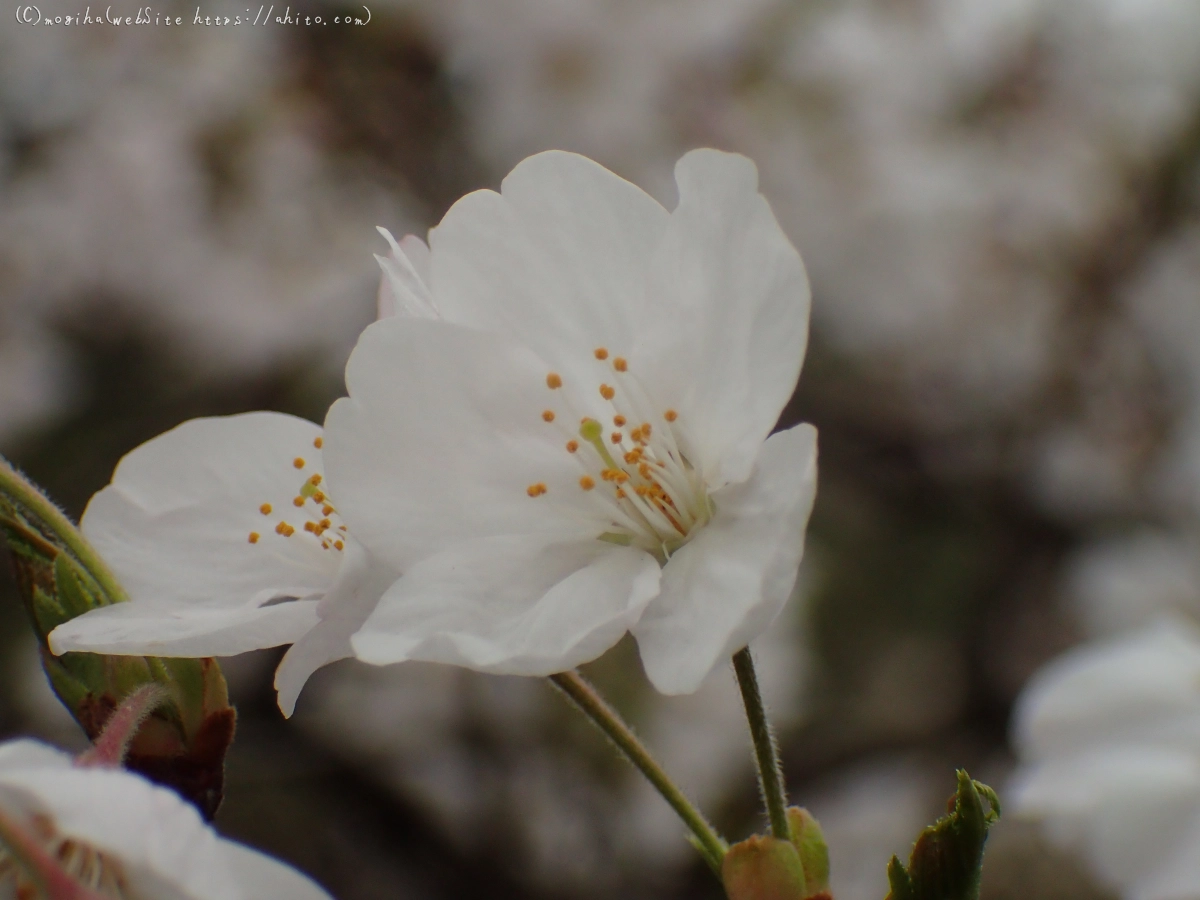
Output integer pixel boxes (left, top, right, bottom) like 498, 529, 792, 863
0, 814, 133, 899
247, 435, 347, 552
529, 348, 712, 560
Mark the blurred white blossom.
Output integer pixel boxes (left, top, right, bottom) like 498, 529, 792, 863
0, 737, 331, 899
1010, 619, 1200, 900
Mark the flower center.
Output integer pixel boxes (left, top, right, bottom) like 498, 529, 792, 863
246, 435, 349, 552
0, 813, 135, 899
529, 348, 713, 563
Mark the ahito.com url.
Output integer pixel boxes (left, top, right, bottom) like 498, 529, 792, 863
14, 5, 371, 25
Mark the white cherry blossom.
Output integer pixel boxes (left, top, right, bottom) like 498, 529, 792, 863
0, 738, 331, 899
329, 148, 818, 693
1010, 619, 1200, 900
47, 412, 396, 716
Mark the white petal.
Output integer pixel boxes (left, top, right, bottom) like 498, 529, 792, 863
634, 423, 818, 694
428, 150, 669, 393
220, 842, 332, 900
325, 317, 611, 570
49, 598, 320, 657
352, 536, 661, 674
1013, 619, 1200, 762
80, 412, 341, 614
274, 540, 396, 717
0, 765, 244, 899
1009, 747, 1200, 896
636, 150, 811, 488
375, 227, 438, 320
0, 739, 71, 771
1137, 812, 1200, 900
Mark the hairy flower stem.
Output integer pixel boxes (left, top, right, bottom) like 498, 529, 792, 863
732, 647, 791, 841
549, 671, 728, 873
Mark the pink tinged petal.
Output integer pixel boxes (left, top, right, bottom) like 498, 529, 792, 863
325, 317, 612, 570
428, 150, 669, 394
48, 599, 320, 657
0, 767, 244, 899
635, 149, 811, 488
274, 540, 397, 718
78, 412, 341, 614
375, 227, 438, 320
351, 536, 661, 675
634, 423, 818, 695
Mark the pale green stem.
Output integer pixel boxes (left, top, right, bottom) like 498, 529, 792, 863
0, 455, 128, 604
549, 671, 728, 873
732, 647, 791, 842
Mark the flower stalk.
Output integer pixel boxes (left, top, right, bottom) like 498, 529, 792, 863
548, 670, 728, 873
732, 647, 791, 842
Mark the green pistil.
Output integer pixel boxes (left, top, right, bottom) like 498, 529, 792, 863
579, 418, 618, 468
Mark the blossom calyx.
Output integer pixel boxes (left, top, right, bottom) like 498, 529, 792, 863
0, 455, 236, 819
722, 807, 832, 900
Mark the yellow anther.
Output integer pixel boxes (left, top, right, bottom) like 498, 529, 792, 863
303, 521, 316, 533
546, 373, 563, 389
624, 449, 643, 464
594, 347, 609, 360
611, 431, 622, 444
334, 540, 344, 550
615, 488, 626, 499
566, 440, 579, 453
323, 504, 334, 515
321, 541, 330, 550
275, 521, 293, 536
542, 410, 556, 423
526, 483, 548, 497
259, 503, 273, 515
613, 415, 626, 427
248, 532, 260, 544
338, 525, 347, 531
579, 476, 596, 491
664, 410, 678, 422
320, 518, 331, 528
313, 491, 326, 503
313, 436, 324, 449
642, 422, 653, 437
293, 496, 305, 507
599, 384, 615, 400
638, 462, 652, 479
293, 457, 305, 469
613, 357, 627, 372
309, 474, 322, 486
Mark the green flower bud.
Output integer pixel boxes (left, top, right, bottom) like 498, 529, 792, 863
723, 834, 809, 900
788, 807, 831, 897
0, 456, 236, 819
886, 770, 1001, 900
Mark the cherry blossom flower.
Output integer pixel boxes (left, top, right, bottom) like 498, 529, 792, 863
1010, 619, 1200, 900
328, 148, 818, 693
0, 737, 331, 899
47, 412, 396, 716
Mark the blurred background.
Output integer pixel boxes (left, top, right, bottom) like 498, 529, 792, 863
2, 0, 1198, 897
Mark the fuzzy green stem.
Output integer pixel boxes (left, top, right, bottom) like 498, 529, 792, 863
0, 455, 128, 605
549, 671, 728, 873
732, 647, 791, 842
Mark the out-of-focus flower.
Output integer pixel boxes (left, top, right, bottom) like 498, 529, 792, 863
1009, 619, 1200, 900
0, 737, 331, 899
327, 148, 817, 694
46, 412, 395, 716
